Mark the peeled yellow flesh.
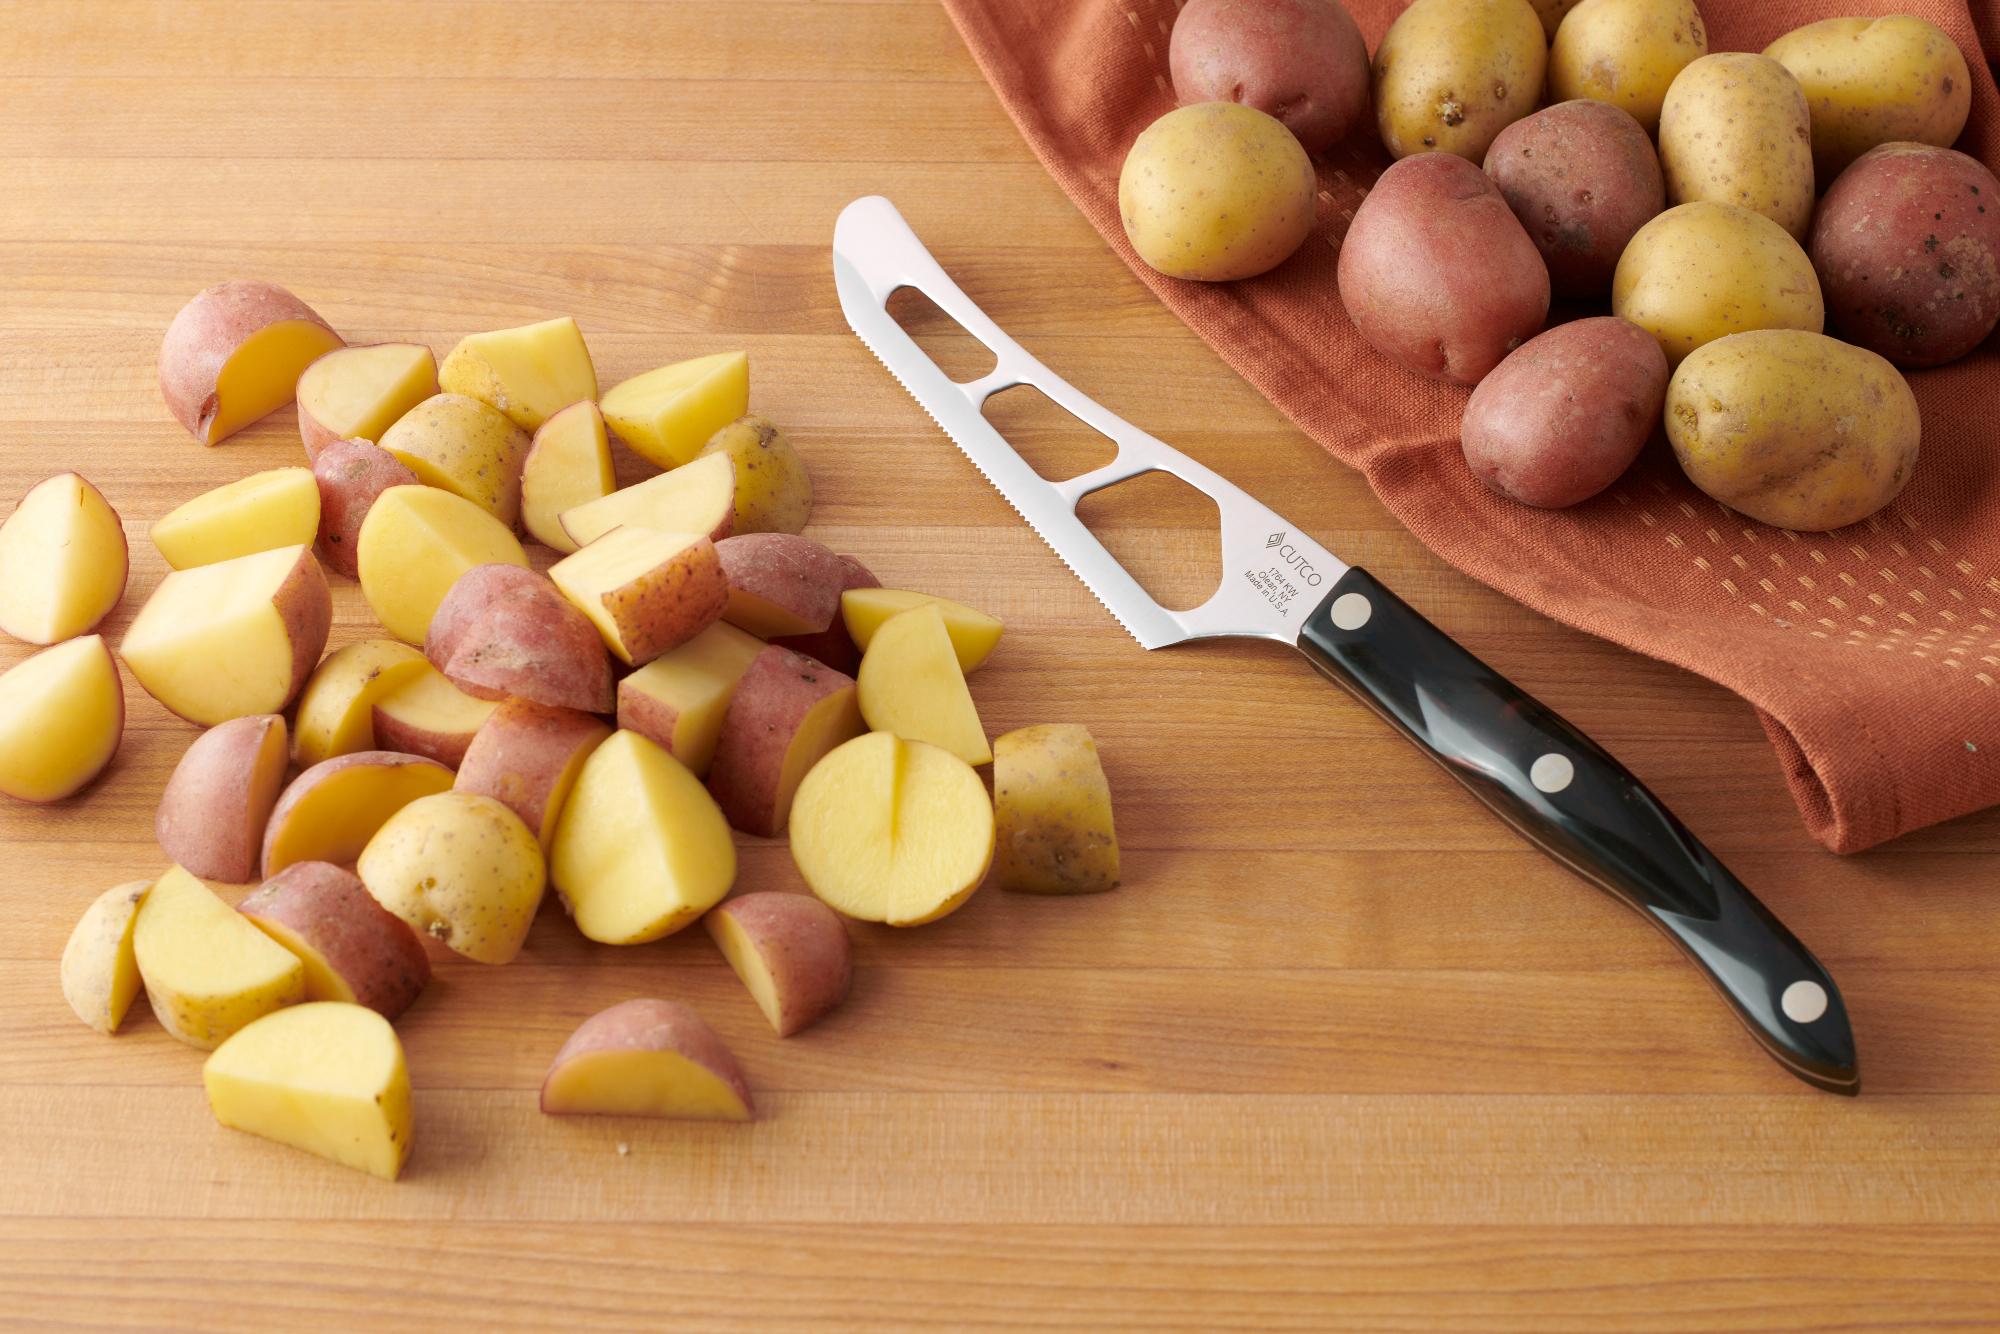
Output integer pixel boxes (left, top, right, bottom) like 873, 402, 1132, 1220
203, 1002, 412, 1180
0, 636, 123, 803
560, 452, 733, 548
617, 622, 764, 775
541, 1049, 750, 1120
841, 588, 1002, 672
856, 603, 991, 765
207, 321, 345, 444
521, 401, 615, 553
133, 866, 305, 1049
599, 351, 749, 469
119, 544, 315, 725
439, 316, 597, 432
374, 666, 498, 744
356, 485, 527, 644
298, 342, 439, 443
292, 640, 430, 766
0, 473, 128, 645
151, 467, 321, 570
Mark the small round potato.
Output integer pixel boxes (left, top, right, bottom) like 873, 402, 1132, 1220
1811, 143, 2000, 368
1461, 317, 1668, 508
357, 791, 546, 965
1371, 0, 1545, 161
1549, 0, 1708, 135
1658, 54, 1815, 241
1665, 330, 1920, 532
1118, 102, 1316, 281
1338, 153, 1549, 385
1764, 16, 1972, 181
1484, 100, 1664, 299
1611, 201, 1824, 366
1168, 0, 1371, 155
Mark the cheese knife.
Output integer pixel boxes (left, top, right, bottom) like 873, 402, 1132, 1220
832, 195, 1859, 1095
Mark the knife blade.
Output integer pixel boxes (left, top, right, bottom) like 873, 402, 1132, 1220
833, 194, 1859, 1096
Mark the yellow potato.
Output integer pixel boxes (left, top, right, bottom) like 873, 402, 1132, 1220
0, 635, 124, 804
295, 342, 438, 460
378, 393, 531, 527
1764, 15, 1972, 179
520, 400, 615, 553
438, 316, 597, 432
357, 791, 545, 964
696, 416, 813, 535
840, 587, 1003, 673
355, 485, 528, 644
1665, 330, 1920, 532
855, 603, 990, 765
1371, 0, 1545, 160
1611, 202, 1823, 366
0, 472, 128, 646
60, 879, 152, 1034
991, 724, 1120, 896
1549, 0, 1708, 135
1118, 102, 1314, 281
1659, 54, 1815, 241
151, 467, 321, 570
292, 639, 431, 767
204, 1001, 413, 1180
560, 451, 734, 549
133, 865, 305, 1049
599, 352, 750, 470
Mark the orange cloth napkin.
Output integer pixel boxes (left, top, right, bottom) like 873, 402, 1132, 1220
940, 0, 2000, 852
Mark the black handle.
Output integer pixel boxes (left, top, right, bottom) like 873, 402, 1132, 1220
1298, 567, 1858, 1095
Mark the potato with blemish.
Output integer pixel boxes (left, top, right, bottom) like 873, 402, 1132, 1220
992, 724, 1120, 896
1549, 0, 1708, 136
1371, 0, 1545, 162
1659, 54, 1815, 241
1484, 100, 1664, 299
696, 415, 813, 535
1810, 143, 2000, 369
1664, 330, 1920, 532
1167, 0, 1371, 155
1764, 16, 1972, 181
1612, 201, 1823, 366
357, 791, 546, 965
1118, 102, 1316, 281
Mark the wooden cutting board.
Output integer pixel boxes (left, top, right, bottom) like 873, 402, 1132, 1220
2, 2, 1997, 1328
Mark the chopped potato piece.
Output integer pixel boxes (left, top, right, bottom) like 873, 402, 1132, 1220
705, 892, 851, 1037
696, 415, 813, 535
454, 698, 610, 848
356, 485, 527, 644
842, 587, 1003, 672
379, 393, 531, 527
151, 467, 321, 571
60, 879, 152, 1034
263, 750, 455, 876
239, 862, 430, 1019
439, 316, 597, 432
707, 646, 864, 837
715, 533, 848, 637
992, 724, 1120, 895
549, 526, 726, 666
599, 351, 749, 469
296, 342, 439, 459
541, 999, 753, 1120
616, 621, 765, 777
292, 640, 431, 767
370, 664, 498, 768
521, 400, 615, 554
358, 791, 546, 964
134, 865, 305, 1049
0, 635, 124, 803
155, 714, 290, 884
560, 451, 734, 549
0, 472, 129, 646
855, 603, 990, 765
159, 281, 344, 446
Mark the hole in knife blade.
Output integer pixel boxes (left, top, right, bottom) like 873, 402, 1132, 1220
1076, 471, 1222, 612
980, 384, 1118, 483
886, 287, 997, 384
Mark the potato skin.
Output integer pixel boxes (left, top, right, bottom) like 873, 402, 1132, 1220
1658, 54, 1815, 241
1810, 143, 2000, 368
707, 646, 861, 837
696, 415, 813, 535
155, 714, 288, 884
312, 438, 417, 579
379, 393, 531, 528
425, 563, 613, 713
704, 892, 852, 1037
992, 724, 1120, 896
769, 554, 879, 675
158, 281, 342, 445
1484, 100, 1663, 299
237, 861, 431, 1020
1118, 102, 1316, 281
453, 698, 610, 848
1549, 0, 1707, 135
1461, 317, 1668, 508
1665, 330, 1920, 532
1764, 16, 1972, 181
1612, 201, 1824, 365
1371, 0, 1545, 162
1337, 153, 1549, 384
540, 999, 753, 1119
1168, 0, 1370, 155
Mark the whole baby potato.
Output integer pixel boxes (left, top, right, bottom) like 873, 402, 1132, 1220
1484, 100, 1664, 299
1338, 153, 1549, 384
1658, 53, 1815, 241
1461, 317, 1669, 508
1371, 0, 1545, 162
1118, 102, 1316, 281
1764, 16, 1972, 180
1665, 330, 1920, 531
1811, 143, 2000, 368
1549, 0, 1708, 135
1168, 0, 1371, 155
1612, 201, 1823, 365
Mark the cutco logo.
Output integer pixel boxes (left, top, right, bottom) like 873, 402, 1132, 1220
1264, 531, 1325, 587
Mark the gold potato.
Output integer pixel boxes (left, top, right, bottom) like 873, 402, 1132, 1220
0, 473, 129, 646
1658, 54, 1815, 241
1665, 330, 1920, 532
1611, 202, 1823, 366
134, 866, 306, 1049
697, 416, 814, 536
991, 724, 1120, 896
378, 393, 531, 527
0, 636, 124, 804
1764, 15, 1972, 180
357, 791, 546, 965
1371, 0, 1545, 161
1118, 102, 1315, 281
60, 879, 152, 1034
1549, 0, 1707, 135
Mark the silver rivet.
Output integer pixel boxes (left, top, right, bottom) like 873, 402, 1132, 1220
1329, 593, 1372, 630
1529, 753, 1574, 794
1781, 980, 1828, 1023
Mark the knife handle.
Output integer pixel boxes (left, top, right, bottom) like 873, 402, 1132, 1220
1297, 567, 1859, 1094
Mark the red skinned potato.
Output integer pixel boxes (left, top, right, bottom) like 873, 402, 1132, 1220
705, 892, 852, 1037
707, 646, 865, 837
425, 564, 613, 713
769, 555, 880, 674
237, 861, 431, 1019
156, 714, 290, 883
454, 698, 611, 848
1811, 144, 2000, 369
541, 999, 754, 1121
159, 281, 344, 446
1484, 100, 1664, 300
715, 533, 851, 638
1168, 0, 1371, 155
312, 438, 418, 578
1461, 317, 1668, 508
1337, 154, 1549, 385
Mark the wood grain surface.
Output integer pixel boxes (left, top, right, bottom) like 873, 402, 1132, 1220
3, 2, 1998, 1328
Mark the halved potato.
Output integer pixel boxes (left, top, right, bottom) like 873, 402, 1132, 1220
356, 485, 527, 644
292, 639, 431, 767
152, 467, 321, 571
715, 533, 849, 637
560, 451, 734, 549
60, 879, 152, 1034
370, 664, 498, 768
0, 635, 124, 803
262, 750, 454, 876
134, 865, 305, 1049
599, 351, 749, 469
438, 316, 597, 432
521, 400, 615, 554
0, 472, 129, 645
841, 587, 1002, 672
296, 341, 439, 460
155, 713, 289, 883
704, 892, 851, 1037
540, 998, 753, 1121
159, 281, 344, 446
238, 862, 431, 1019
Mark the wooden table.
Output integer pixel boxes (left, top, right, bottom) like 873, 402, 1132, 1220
4, 2, 1998, 1328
